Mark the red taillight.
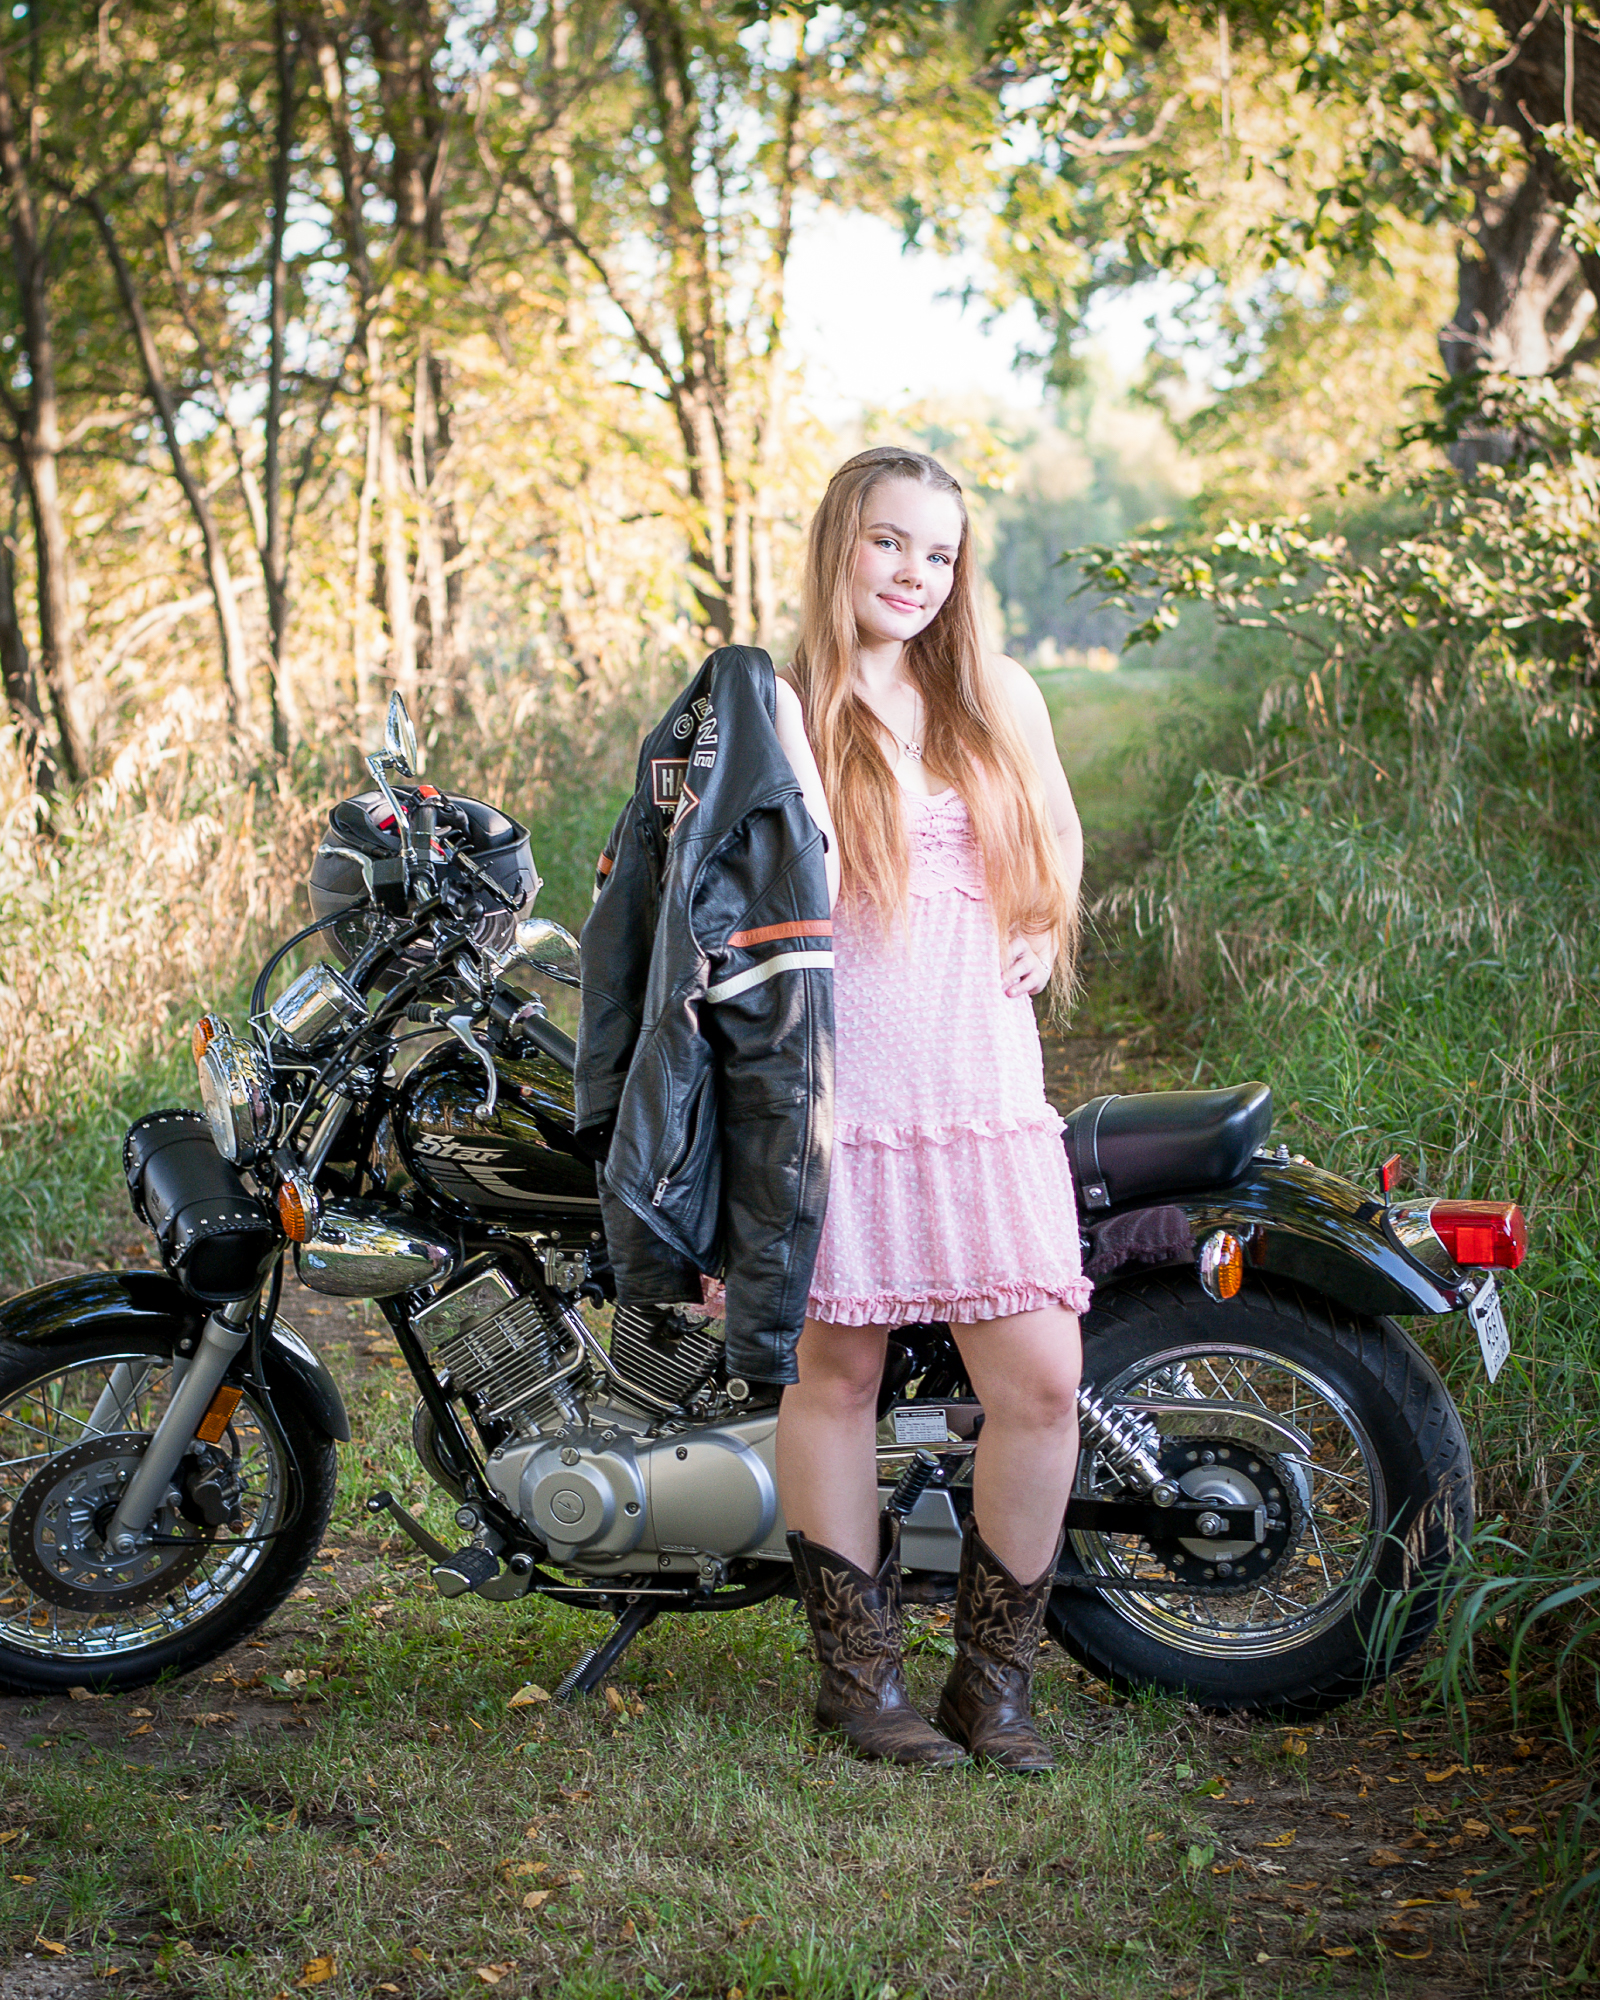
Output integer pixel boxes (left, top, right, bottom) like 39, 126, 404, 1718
1429, 1201, 1527, 1270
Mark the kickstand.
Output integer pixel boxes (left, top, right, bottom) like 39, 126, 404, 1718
553, 1598, 661, 1702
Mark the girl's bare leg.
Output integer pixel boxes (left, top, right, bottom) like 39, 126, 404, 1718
775, 1317, 889, 1572
952, 1305, 1082, 1581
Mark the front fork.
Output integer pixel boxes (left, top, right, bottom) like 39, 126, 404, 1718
102, 1293, 256, 1553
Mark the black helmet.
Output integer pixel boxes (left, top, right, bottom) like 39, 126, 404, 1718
307, 789, 540, 975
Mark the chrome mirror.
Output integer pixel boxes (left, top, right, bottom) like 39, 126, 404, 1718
493, 916, 581, 986
384, 692, 418, 779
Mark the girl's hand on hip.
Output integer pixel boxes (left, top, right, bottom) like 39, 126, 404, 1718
1003, 933, 1054, 999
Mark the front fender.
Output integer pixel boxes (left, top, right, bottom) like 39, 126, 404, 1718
0, 1269, 206, 1343
0, 1269, 351, 1445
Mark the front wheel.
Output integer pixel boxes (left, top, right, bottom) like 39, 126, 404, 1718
1051, 1276, 1473, 1719
0, 1325, 337, 1694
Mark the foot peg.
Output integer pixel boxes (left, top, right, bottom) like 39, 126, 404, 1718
431, 1545, 501, 1598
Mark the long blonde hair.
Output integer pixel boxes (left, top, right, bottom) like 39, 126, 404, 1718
789, 446, 1077, 989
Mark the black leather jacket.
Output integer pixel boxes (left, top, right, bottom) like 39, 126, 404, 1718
575, 647, 834, 1386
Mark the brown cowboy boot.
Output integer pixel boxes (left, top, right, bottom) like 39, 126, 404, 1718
788, 1515, 963, 1767
935, 1515, 1065, 1772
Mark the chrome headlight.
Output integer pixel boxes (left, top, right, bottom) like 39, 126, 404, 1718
196, 1034, 275, 1165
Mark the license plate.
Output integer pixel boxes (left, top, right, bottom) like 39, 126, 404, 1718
1467, 1274, 1510, 1383
892, 1406, 950, 1446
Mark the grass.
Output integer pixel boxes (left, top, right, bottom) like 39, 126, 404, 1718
4, 655, 1597, 1993
8, 1349, 1584, 1999
0, 1359, 1232, 2000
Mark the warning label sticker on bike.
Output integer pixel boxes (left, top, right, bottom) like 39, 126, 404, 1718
892, 1406, 950, 1445
1467, 1274, 1510, 1382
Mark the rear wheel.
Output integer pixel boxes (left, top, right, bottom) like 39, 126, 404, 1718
1050, 1276, 1472, 1718
0, 1328, 336, 1695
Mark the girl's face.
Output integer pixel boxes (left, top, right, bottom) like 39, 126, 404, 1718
849, 477, 964, 654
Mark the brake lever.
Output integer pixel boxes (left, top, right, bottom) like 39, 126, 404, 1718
443, 1009, 498, 1118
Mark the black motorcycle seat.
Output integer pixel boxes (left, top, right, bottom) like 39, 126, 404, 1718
1064, 1082, 1272, 1210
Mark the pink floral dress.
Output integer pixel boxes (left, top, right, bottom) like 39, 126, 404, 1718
806, 785, 1092, 1327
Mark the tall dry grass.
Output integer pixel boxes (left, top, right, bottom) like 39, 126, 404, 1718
1091, 435, 1600, 1956
0, 665, 661, 1284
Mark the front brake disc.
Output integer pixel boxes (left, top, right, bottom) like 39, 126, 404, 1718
8, 1432, 210, 1613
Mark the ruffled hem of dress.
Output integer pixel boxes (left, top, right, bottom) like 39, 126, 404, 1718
808, 1278, 1094, 1326
833, 1108, 1066, 1150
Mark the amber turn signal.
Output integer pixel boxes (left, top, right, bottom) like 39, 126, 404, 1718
191, 1013, 229, 1063
277, 1175, 318, 1244
1199, 1229, 1245, 1301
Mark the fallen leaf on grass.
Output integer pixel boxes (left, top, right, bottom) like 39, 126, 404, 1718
1392, 1944, 1434, 1961
294, 1956, 336, 1988
190, 1712, 235, 1728
127, 1724, 153, 1738
1279, 1734, 1308, 1758
1462, 1818, 1490, 1838
1398, 1898, 1438, 1908
968, 1874, 1004, 1892
523, 1889, 553, 1911
1321, 1945, 1359, 1959
508, 1684, 550, 1709
620, 1919, 636, 1942
1507, 1824, 1539, 1836
11, 1874, 34, 1884
1368, 1849, 1406, 1868
1424, 1764, 1464, 1784
291, 1587, 317, 1601
1441, 1886, 1480, 1909
604, 1686, 626, 1715
67, 1686, 107, 1701
410, 1947, 433, 1963
34, 1937, 67, 1956
475, 1965, 515, 1985
736, 1915, 765, 1932
557, 1786, 593, 1802
130, 1707, 151, 1718
1261, 1830, 1296, 1849
0, 1829, 24, 1846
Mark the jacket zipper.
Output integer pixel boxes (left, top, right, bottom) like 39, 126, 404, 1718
652, 1177, 669, 1206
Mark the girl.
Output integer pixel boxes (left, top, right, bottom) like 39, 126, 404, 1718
770, 446, 1090, 1771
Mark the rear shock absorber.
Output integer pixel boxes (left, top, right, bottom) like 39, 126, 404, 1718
1076, 1386, 1178, 1505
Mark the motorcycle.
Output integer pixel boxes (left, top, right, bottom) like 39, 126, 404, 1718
0, 697, 1527, 1718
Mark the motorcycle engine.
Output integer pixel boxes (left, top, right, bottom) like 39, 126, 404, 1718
412, 1259, 779, 1574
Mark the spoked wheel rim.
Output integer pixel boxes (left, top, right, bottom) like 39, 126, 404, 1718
1068, 1342, 1384, 1660
0, 1348, 287, 1660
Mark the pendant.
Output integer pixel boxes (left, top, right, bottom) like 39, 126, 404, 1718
902, 739, 923, 762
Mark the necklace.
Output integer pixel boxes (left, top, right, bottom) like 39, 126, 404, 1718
868, 686, 923, 762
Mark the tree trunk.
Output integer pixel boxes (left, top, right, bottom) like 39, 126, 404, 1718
0, 46, 82, 782
261, 0, 298, 757
88, 197, 256, 731
1441, 164, 1595, 378
0, 526, 50, 787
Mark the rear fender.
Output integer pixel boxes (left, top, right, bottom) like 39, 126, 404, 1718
1090, 1161, 1458, 1321
0, 1269, 351, 1444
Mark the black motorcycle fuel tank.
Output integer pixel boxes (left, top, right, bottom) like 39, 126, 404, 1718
397, 1045, 600, 1219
